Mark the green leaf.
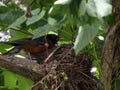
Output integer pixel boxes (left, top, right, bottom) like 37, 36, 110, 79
54, 0, 72, 5
31, 8, 40, 15
33, 24, 59, 39
26, 10, 46, 26
29, 19, 47, 30
0, 12, 14, 24
116, 80, 120, 90
74, 21, 99, 55
2, 72, 18, 88
1, 69, 33, 90
79, 0, 87, 16
59, 27, 74, 42
15, 74, 33, 90
86, 0, 97, 17
8, 30, 29, 41
49, 4, 68, 21
0, 43, 13, 54
8, 16, 26, 29
0, 2, 6, 7
86, 0, 112, 17
48, 17, 57, 25
95, 0, 112, 17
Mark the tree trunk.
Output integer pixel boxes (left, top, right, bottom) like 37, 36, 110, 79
101, 1, 120, 90
101, 21, 120, 90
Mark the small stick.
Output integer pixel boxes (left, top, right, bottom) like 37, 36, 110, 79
54, 81, 64, 90
12, 0, 26, 12
28, 72, 50, 90
44, 47, 61, 63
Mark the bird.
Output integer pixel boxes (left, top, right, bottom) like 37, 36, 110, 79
2, 34, 63, 59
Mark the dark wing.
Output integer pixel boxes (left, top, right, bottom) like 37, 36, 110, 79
1, 38, 32, 55
4, 38, 32, 46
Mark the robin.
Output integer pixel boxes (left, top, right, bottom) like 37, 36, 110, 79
2, 34, 63, 59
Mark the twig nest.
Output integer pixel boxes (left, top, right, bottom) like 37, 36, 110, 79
32, 44, 102, 90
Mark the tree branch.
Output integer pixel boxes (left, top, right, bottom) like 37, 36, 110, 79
11, 0, 32, 17
0, 55, 44, 82
12, 0, 26, 12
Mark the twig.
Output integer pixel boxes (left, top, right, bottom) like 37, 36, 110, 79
11, 0, 32, 17
44, 47, 61, 63
12, 0, 26, 12
55, 81, 64, 90
2, 0, 10, 4
28, 73, 50, 90
28, 65, 59, 90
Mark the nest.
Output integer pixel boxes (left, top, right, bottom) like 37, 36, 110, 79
31, 44, 102, 90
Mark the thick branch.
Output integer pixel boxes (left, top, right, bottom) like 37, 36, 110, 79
101, 21, 120, 90
0, 46, 59, 82
0, 55, 44, 82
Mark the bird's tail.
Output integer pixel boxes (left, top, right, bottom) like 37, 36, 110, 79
0, 41, 22, 55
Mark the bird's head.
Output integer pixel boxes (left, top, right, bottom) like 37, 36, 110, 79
46, 34, 64, 44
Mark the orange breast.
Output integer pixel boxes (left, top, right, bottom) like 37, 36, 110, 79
23, 44, 46, 58
23, 43, 54, 58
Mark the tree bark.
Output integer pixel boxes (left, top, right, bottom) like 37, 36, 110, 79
101, 21, 120, 90
0, 55, 44, 82
101, 1, 120, 89
0, 54, 60, 83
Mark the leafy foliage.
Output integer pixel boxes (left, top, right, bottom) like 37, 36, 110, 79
0, 0, 112, 54
0, 67, 33, 90
74, 21, 99, 54
0, 0, 114, 89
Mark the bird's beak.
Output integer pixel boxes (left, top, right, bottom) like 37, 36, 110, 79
58, 37, 64, 40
